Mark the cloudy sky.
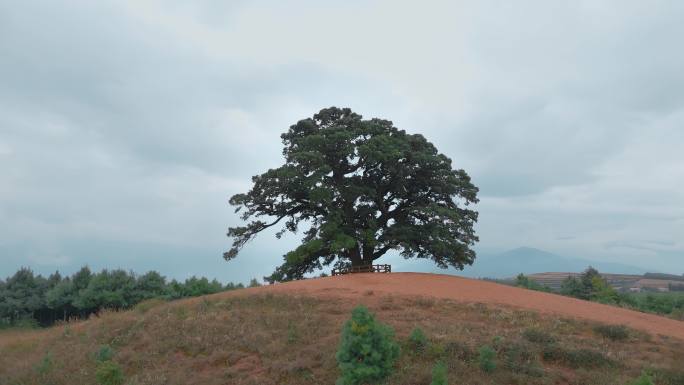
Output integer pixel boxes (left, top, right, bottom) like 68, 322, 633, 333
1, 1, 683, 283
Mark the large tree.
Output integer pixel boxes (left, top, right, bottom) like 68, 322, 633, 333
225, 107, 479, 282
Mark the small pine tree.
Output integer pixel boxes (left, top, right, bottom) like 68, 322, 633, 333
336, 305, 400, 385
409, 327, 428, 352
96, 361, 125, 385
430, 361, 448, 385
629, 372, 655, 385
95, 345, 115, 362
478, 345, 496, 373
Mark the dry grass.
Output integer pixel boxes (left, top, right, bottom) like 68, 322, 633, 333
1, 290, 683, 385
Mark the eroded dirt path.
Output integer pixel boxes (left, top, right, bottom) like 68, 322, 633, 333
232, 272, 684, 340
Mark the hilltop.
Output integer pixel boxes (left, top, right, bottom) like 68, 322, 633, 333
1, 273, 683, 385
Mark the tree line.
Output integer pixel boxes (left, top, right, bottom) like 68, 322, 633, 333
0, 266, 254, 328
515, 267, 684, 319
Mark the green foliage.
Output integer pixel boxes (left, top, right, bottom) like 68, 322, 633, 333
559, 267, 621, 304
593, 324, 629, 341
560, 276, 585, 299
0, 266, 245, 328
335, 305, 400, 385
96, 361, 125, 385
408, 327, 428, 352
515, 274, 552, 292
226, 107, 480, 282
629, 372, 655, 385
478, 345, 496, 373
248, 278, 261, 288
624, 292, 684, 318
589, 276, 620, 304
95, 345, 115, 362
430, 361, 448, 385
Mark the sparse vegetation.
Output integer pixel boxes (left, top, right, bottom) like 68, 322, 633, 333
541, 345, 612, 369
1, 292, 682, 385
35, 351, 53, 376
594, 324, 630, 341
523, 327, 556, 344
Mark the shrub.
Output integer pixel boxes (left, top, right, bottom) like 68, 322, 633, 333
444, 341, 475, 363
522, 328, 556, 344
335, 305, 400, 385
492, 335, 505, 349
593, 324, 629, 341
430, 361, 448, 385
542, 345, 612, 368
95, 345, 115, 362
478, 345, 496, 373
408, 327, 428, 352
96, 361, 125, 385
629, 372, 655, 385
503, 342, 544, 377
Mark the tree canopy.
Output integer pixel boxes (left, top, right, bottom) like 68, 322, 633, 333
0, 266, 247, 328
225, 107, 479, 282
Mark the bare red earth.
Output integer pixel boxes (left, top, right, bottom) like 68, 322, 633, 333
246, 272, 684, 340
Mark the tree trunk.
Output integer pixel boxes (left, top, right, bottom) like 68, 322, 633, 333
362, 244, 374, 265
349, 246, 363, 267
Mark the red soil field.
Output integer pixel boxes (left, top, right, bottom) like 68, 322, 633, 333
246, 272, 684, 340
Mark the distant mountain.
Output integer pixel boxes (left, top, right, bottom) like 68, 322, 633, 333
387, 246, 648, 278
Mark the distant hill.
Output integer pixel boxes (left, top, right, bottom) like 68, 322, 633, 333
389, 246, 648, 278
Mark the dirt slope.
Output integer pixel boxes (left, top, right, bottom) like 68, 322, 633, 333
247, 272, 684, 340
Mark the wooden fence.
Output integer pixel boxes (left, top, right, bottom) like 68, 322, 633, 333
331, 264, 391, 276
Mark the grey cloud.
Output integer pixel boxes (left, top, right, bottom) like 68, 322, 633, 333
1, 0, 683, 280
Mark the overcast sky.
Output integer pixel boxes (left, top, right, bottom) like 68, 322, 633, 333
1, 1, 683, 283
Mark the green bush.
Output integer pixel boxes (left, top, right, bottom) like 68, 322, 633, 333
335, 305, 400, 385
96, 361, 125, 385
593, 324, 629, 341
478, 345, 496, 373
95, 345, 115, 362
629, 372, 655, 385
430, 361, 448, 385
522, 328, 556, 344
408, 327, 428, 352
